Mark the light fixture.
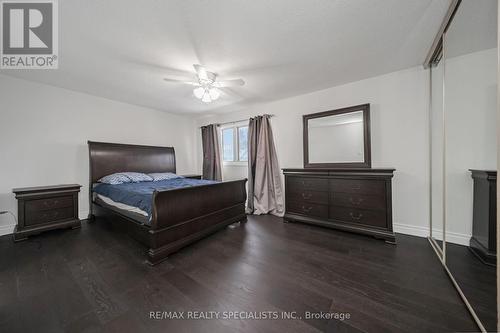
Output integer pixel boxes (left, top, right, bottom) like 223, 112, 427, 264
208, 88, 220, 101
164, 64, 245, 104
193, 87, 205, 99
193, 86, 220, 103
201, 92, 212, 103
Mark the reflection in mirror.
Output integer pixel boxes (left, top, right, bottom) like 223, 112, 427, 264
443, 0, 497, 331
308, 111, 364, 163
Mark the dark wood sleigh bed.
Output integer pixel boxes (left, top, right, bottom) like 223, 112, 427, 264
88, 141, 247, 265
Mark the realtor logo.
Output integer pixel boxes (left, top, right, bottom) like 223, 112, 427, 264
1, 0, 58, 69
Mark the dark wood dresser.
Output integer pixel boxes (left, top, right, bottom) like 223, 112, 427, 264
469, 170, 496, 266
283, 168, 396, 243
13, 184, 82, 241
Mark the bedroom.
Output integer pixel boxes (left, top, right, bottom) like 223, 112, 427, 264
0, 0, 498, 332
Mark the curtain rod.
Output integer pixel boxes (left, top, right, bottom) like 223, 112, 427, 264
200, 114, 275, 128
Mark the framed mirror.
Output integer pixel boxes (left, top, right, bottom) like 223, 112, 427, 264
303, 104, 371, 168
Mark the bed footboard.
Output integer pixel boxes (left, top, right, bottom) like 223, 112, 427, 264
147, 179, 247, 265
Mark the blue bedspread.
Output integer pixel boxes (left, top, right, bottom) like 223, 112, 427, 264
93, 178, 217, 219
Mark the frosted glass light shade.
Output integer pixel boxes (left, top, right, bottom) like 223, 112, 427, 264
201, 92, 212, 103
193, 87, 205, 99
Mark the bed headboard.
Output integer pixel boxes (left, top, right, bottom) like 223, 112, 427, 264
88, 141, 176, 184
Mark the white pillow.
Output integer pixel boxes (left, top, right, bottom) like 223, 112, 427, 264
148, 172, 181, 181
121, 172, 153, 183
98, 173, 132, 185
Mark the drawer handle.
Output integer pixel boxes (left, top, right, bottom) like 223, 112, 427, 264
301, 193, 312, 200
351, 185, 361, 191
302, 206, 313, 213
349, 212, 363, 220
349, 197, 364, 205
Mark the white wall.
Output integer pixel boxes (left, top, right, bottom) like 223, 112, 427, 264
197, 66, 431, 237
0, 75, 198, 235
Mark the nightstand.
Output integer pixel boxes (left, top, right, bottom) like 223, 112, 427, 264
13, 184, 82, 241
181, 174, 202, 179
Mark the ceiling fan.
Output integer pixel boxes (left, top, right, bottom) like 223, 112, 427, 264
163, 64, 245, 103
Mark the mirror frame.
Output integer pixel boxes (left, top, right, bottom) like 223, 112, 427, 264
303, 103, 371, 169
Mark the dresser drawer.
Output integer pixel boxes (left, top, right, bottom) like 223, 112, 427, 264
330, 192, 386, 211
330, 179, 385, 196
329, 206, 387, 229
25, 196, 74, 212
287, 190, 328, 205
287, 200, 328, 218
25, 207, 75, 226
288, 177, 328, 192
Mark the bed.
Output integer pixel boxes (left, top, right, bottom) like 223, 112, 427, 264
88, 141, 247, 265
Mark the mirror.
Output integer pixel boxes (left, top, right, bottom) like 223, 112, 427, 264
428, 0, 498, 331
303, 104, 371, 168
443, 0, 497, 331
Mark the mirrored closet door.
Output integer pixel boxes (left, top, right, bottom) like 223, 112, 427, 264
428, 0, 498, 331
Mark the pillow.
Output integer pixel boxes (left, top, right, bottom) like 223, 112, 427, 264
120, 172, 153, 183
98, 173, 132, 185
148, 172, 181, 181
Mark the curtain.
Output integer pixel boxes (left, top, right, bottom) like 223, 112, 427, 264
201, 124, 222, 181
247, 115, 284, 216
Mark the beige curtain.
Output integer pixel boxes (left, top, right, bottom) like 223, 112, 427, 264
201, 124, 222, 181
247, 115, 284, 216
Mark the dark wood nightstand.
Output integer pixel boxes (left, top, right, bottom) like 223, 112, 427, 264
13, 184, 82, 241
181, 174, 202, 179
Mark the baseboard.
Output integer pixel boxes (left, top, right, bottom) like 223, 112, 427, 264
393, 223, 429, 238
432, 229, 471, 246
0, 223, 16, 237
79, 210, 89, 220
393, 223, 470, 246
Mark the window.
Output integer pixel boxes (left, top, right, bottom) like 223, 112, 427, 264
222, 128, 234, 161
221, 125, 248, 163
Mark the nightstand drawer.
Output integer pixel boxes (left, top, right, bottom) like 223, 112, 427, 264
25, 206, 75, 226
25, 196, 73, 212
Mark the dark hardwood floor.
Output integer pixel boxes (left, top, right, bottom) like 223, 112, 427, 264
0, 215, 478, 332
446, 243, 496, 332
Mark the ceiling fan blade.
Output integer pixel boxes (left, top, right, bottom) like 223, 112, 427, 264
213, 79, 245, 88
193, 64, 208, 81
163, 78, 199, 86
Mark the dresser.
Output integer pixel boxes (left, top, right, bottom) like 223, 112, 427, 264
13, 184, 82, 241
283, 168, 396, 243
469, 170, 496, 266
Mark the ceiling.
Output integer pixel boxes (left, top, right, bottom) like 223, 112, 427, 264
1, 0, 452, 115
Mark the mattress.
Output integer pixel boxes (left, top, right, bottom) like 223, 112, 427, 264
95, 194, 150, 225
92, 177, 218, 221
